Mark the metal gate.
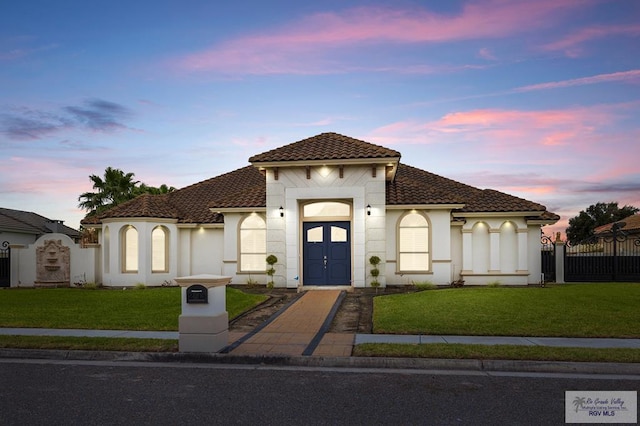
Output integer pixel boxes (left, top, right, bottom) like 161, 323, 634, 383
541, 234, 556, 283
564, 226, 640, 282
0, 241, 9, 287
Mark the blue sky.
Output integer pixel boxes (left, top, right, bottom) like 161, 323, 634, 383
1, 0, 639, 235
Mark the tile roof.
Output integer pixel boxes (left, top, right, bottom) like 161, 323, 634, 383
387, 164, 475, 205
387, 164, 550, 214
0, 207, 80, 238
594, 214, 640, 234
86, 134, 556, 224
84, 166, 265, 224
89, 194, 180, 220
249, 132, 401, 163
462, 189, 547, 213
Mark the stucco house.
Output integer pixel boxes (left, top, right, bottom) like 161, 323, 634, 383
1, 207, 80, 245
82, 133, 558, 288
592, 214, 640, 255
594, 214, 640, 238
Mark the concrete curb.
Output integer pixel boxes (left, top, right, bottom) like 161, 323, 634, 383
1, 348, 639, 376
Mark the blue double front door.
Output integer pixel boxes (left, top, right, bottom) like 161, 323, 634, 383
303, 221, 351, 286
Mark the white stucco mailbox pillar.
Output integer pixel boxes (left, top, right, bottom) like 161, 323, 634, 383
174, 274, 231, 353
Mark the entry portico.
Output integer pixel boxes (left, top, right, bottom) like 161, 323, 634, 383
241, 135, 399, 288
82, 132, 558, 288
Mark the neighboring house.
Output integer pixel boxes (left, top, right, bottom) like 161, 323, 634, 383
593, 214, 640, 255
594, 214, 640, 237
82, 133, 558, 288
0, 207, 80, 245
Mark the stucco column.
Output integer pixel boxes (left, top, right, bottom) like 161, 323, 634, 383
554, 240, 565, 284
517, 229, 528, 271
9, 244, 25, 287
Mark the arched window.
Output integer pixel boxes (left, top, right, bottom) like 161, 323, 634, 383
122, 226, 138, 273
239, 214, 266, 272
152, 226, 168, 272
398, 212, 430, 272
303, 201, 351, 219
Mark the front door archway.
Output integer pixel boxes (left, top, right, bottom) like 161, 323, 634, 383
303, 221, 351, 286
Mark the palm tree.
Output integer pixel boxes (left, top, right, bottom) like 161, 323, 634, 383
134, 183, 176, 196
78, 167, 139, 215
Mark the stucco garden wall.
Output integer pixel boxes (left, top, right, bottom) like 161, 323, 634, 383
9, 233, 97, 287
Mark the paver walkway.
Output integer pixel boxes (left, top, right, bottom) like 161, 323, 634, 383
226, 290, 354, 357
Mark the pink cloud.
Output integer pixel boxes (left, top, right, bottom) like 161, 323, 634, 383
542, 24, 640, 57
368, 108, 606, 149
175, 0, 586, 75
367, 103, 637, 173
0, 157, 89, 197
420, 107, 615, 151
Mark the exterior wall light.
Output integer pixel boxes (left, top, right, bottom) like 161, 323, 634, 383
367, 204, 371, 216
279, 206, 284, 217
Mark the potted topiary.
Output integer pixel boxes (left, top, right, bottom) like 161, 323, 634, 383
369, 255, 382, 291
266, 254, 278, 289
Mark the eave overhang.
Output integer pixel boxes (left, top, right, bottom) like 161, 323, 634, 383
209, 207, 267, 214
386, 204, 466, 211
177, 223, 224, 229
453, 211, 544, 218
252, 157, 401, 181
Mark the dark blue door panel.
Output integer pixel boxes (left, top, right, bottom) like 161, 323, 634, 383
303, 222, 351, 285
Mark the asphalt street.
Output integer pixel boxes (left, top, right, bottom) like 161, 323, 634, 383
1, 358, 638, 425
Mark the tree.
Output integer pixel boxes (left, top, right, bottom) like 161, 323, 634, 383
134, 183, 176, 196
566, 202, 639, 244
78, 167, 175, 216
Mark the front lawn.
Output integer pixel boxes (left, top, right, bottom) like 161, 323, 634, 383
354, 343, 640, 364
373, 283, 640, 338
0, 287, 267, 331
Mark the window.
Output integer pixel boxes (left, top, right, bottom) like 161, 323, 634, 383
331, 226, 347, 242
239, 214, 266, 272
303, 201, 351, 219
398, 212, 430, 272
122, 226, 138, 272
307, 226, 323, 243
152, 226, 168, 272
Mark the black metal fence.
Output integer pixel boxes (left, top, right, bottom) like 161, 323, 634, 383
0, 241, 9, 287
564, 231, 640, 282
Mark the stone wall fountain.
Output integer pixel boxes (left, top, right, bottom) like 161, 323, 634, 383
35, 239, 70, 287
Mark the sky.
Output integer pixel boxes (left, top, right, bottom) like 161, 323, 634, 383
1, 0, 639, 237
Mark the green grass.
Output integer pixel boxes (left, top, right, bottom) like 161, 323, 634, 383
0, 286, 267, 331
354, 343, 640, 364
0, 335, 178, 352
373, 283, 640, 338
